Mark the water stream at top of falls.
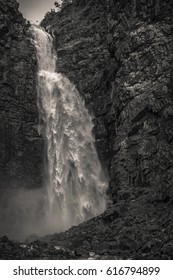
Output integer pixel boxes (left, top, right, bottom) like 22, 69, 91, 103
30, 25, 108, 232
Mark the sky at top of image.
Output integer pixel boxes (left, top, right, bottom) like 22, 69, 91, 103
17, 0, 61, 24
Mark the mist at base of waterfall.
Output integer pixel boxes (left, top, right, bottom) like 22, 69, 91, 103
0, 187, 79, 241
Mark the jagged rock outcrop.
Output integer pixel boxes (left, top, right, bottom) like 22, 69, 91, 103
0, 0, 43, 238
42, 0, 173, 205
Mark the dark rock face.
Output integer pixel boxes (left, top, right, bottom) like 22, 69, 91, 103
0, 235, 76, 260
0, 0, 43, 238
106, 0, 173, 205
1, 0, 173, 260
42, 0, 173, 205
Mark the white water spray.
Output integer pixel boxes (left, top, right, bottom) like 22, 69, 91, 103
30, 25, 108, 232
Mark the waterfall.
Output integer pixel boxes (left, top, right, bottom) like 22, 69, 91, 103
30, 25, 108, 232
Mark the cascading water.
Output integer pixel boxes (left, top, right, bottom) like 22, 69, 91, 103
30, 25, 108, 232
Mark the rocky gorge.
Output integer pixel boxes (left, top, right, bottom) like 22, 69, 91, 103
0, 0, 173, 259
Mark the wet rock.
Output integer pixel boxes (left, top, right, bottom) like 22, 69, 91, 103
89, 251, 95, 257
93, 242, 110, 252
162, 242, 173, 258
102, 206, 120, 223
74, 249, 82, 257
109, 241, 117, 250
0, 236, 10, 244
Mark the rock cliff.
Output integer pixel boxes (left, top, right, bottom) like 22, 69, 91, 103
0, 0, 43, 238
42, 0, 173, 205
1, 0, 173, 259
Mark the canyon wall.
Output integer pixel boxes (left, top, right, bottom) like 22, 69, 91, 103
42, 0, 173, 204
0, 0, 173, 257
0, 0, 44, 238
0, 0, 173, 240
0, 0, 43, 192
